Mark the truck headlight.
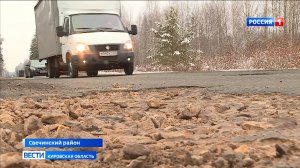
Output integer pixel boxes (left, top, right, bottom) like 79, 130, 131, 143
124, 41, 133, 50
76, 43, 89, 52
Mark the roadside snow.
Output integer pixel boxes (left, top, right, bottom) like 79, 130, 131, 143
97, 71, 173, 75
219, 69, 262, 72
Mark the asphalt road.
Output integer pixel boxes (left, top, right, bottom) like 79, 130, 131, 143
1, 69, 299, 99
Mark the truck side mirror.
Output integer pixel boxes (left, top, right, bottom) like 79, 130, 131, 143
129, 25, 137, 35
56, 26, 64, 37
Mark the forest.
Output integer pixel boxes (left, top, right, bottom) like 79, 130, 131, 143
122, 1, 300, 71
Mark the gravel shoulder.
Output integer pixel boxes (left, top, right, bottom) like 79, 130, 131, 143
0, 87, 300, 167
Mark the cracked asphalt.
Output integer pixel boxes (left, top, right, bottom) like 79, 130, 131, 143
0, 69, 299, 99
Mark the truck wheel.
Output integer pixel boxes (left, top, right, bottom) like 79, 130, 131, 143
86, 65, 98, 77
47, 58, 55, 78
29, 70, 33, 78
93, 69, 98, 76
25, 68, 28, 78
47, 57, 60, 78
54, 57, 60, 78
124, 63, 134, 75
68, 58, 79, 78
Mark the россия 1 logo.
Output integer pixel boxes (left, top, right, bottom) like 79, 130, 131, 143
247, 18, 284, 26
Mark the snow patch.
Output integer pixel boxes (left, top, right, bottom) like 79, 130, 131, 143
146, 55, 153, 59
174, 51, 180, 55
237, 57, 255, 70
181, 38, 190, 44
151, 28, 158, 33
196, 50, 204, 54
189, 63, 195, 67
161, 33, 171, 38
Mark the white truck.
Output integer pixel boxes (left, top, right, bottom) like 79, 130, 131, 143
34, 1, 137, 78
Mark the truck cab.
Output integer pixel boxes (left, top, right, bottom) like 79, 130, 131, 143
56, 13, 137, 78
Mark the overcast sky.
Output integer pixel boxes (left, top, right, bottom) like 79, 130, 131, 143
0, 1, 147, 72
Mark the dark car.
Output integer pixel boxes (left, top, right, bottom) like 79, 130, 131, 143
24, 60, 47, 78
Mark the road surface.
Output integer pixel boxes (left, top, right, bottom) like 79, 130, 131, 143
1, 69, 299, 99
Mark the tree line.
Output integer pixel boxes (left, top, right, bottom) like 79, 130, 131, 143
123, 0, 300, 71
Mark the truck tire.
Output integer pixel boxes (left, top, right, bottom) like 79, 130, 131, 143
53, 57, 60, 78
47, 57, 60, 78
68, 57, 79, 78
124, 63, 134, 75
93, 69, 98, 76
86, 65, 98, 77
29, 70, 33, 78
47, 58, 55, 78
25, 68, 29, 78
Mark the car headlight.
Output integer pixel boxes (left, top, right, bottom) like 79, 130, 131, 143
124, 41, 133, 50
76, 43, 89, 52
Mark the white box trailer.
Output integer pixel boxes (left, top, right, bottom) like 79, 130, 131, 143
34, 0, 61, 60
34, 0, 137, 78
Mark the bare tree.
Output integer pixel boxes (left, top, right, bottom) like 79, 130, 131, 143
0, 37, 4, 75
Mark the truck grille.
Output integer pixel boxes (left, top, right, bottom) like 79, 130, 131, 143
95, 45, 119, 51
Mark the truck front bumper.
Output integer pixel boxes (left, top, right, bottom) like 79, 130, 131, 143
72, 51, 134, 70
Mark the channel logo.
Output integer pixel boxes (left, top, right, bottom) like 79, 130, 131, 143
247, 18, 284, 26
22, 151, 97, 160
274, 18, 284, 26
23, 151, 45, 160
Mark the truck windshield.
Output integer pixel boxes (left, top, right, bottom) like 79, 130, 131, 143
71, 14, 125, 33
